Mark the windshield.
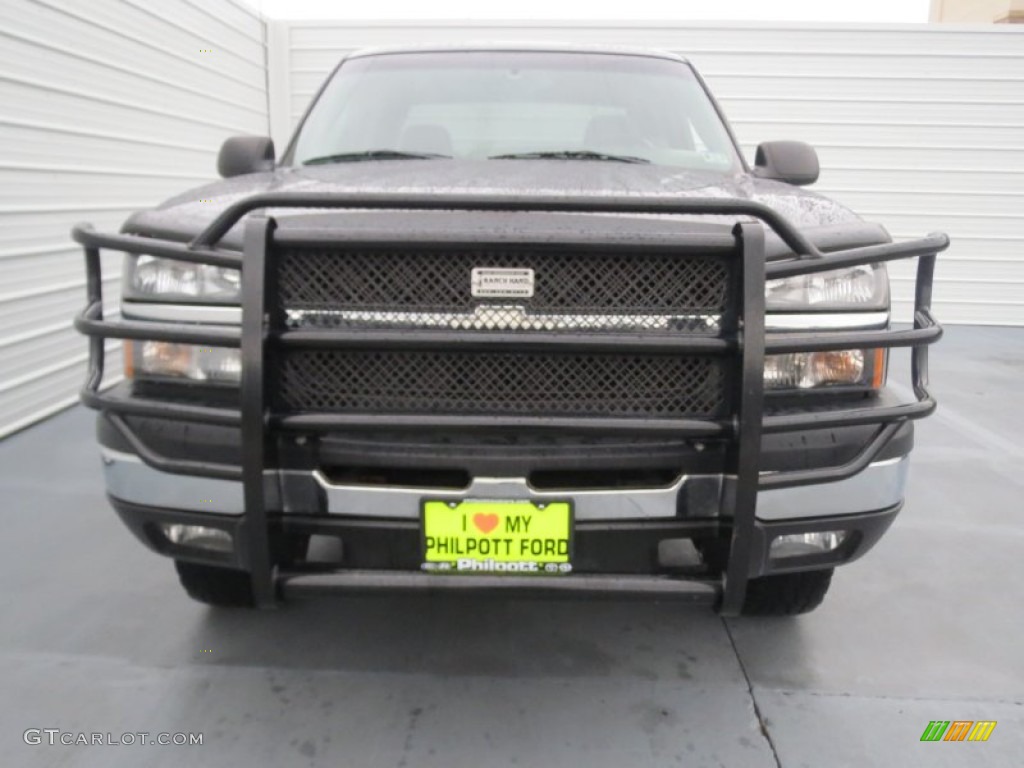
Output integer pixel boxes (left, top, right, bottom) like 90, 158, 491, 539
289, 51, 742, 173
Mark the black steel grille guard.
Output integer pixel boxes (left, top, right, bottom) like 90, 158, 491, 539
72, 192, 949, 613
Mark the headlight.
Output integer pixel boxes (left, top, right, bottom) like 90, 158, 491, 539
128, 255, 240, 300
764, 348, 885, 390
765, 264, 888, 310
126, 341, 241, 385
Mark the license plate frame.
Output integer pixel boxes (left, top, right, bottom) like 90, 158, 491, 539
420, 498, 574, 575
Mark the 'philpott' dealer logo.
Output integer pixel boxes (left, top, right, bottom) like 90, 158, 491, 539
920, 721, 996, 742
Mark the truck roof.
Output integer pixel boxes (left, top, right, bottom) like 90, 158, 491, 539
345, 42, 690, 64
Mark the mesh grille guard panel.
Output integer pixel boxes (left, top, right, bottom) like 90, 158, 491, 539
277, 247, 731, 334
276, 349, 729, 419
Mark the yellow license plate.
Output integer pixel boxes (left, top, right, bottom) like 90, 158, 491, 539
421, 499, 573, 575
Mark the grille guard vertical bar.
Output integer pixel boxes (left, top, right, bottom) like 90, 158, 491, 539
83, 233, 105, 394
720, 223, 766, 616
240, 216, 276, 607
913, 254, 937, 402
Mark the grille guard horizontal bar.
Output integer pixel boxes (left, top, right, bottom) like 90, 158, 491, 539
277, 327, 737, 354
73, 226, 242, 269
76, 301, 243, 347
72, 193, 948, 614
182, 191, 945, 260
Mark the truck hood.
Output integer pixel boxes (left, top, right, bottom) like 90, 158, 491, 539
123, 160, 881, 255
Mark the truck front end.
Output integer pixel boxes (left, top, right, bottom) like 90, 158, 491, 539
75, 192, 946, 614
73, 47, 948, 614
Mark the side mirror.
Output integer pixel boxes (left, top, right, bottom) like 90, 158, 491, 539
752, 141, 819, 186
217, 136, 275, 178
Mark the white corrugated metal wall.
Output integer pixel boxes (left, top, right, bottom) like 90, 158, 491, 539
0, 0, 267, 437
2, 15, 1021, 437
267, 21, 1024, 328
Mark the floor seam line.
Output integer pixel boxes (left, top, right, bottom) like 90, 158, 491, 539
747, 687, 1024, 706
723, 617, 783, 768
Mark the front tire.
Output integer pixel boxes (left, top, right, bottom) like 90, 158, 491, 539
740, 569, 833, 616
174, 561, 255, 607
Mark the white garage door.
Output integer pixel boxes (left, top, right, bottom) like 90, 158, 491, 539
0, 0, 267, 437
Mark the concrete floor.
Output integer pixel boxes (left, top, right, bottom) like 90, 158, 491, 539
1, 325, 1022, 768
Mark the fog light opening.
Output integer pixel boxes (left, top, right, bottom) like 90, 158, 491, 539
769, 530, 847, 560
161, 523, 233, 553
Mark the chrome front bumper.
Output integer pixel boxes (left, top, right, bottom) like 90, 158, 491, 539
100, 446, 910, 522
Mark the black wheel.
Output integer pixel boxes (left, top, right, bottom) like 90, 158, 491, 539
740, 569, 834, 616
174, 561, 255, 607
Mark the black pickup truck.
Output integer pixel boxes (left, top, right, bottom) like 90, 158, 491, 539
74, 45, 947, 615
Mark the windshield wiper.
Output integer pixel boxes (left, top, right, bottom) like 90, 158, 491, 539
303, 150, 450, 165
489, 150, 650, 164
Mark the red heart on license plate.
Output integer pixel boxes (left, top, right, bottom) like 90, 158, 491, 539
473, 513, 499, 534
